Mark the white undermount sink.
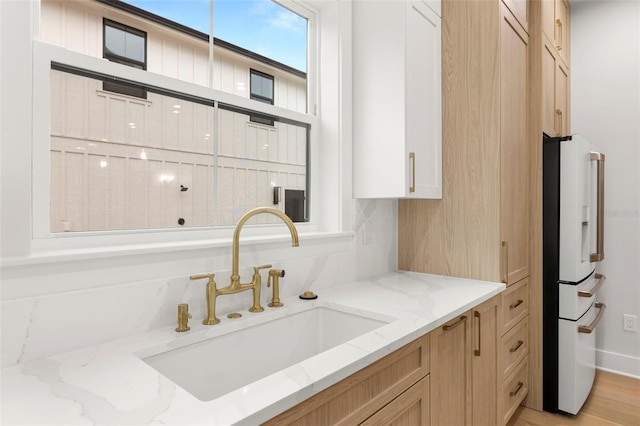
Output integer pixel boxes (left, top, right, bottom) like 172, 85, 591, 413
139, 304, 392, 401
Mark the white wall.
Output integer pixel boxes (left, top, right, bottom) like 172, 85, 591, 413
571, 0, 640, 377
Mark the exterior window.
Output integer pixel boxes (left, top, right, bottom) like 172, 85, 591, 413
250, 69, 275, 126
36, 0, 313, 236
103, 19, 147, 98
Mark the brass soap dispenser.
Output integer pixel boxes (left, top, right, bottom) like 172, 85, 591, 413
175, 303, 192, 332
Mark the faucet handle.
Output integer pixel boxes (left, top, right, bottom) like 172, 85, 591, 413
190, 273, 215, 283
253, 264, 272, 273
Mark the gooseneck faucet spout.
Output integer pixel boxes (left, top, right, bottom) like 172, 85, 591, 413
190, 207, 299, 325
230, 207, 299, 288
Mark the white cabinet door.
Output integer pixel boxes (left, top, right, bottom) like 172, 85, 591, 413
406, 1, 442, 199
353, 0, 442, 199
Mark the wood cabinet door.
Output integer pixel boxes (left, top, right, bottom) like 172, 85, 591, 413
500, 3, 530, 285
472, 296, 499, 426
555, 60, 569, 136
360, 376, 430, 426
542, 39, 559, 137
430, 313, 472, 426
555, 0, 570, 66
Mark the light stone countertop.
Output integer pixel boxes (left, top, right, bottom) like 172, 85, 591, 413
1, 271, 504, 426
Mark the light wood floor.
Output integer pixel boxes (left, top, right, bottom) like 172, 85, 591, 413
507, 370, 640, 426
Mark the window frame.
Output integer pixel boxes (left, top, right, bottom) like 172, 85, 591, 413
1, 0, 355, 263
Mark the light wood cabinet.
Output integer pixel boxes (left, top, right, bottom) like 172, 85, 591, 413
500, 3, 531, 286
398, 0, 531, 421
353, 0, 442, 199
542, 37, 570, 137
542, 0, 570, 67
263, 334, 430, 425
429, 296, 499, 426
497, 278, 530, 424
360, 376, 430, 426
430, 313, 472, 426
472, 296, 499, 426
398, 0, 530, 291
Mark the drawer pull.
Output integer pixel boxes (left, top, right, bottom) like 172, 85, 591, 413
579, 273, 606, 298
501, 241, 509, 284
443, 315, 467, 331
474, 310, 481, 356
510, 340, 524, 353
510, 381, 524, 397
578, 302, 606, 334
509, 299, 524, 310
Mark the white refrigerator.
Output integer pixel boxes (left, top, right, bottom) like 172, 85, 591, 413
543, 133, 606, 414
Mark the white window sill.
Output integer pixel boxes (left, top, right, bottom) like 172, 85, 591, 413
0, 231, 355, 268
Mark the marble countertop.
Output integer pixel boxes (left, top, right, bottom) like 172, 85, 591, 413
1, 271, 504, 425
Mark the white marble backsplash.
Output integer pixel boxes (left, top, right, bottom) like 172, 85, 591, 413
1, 200, 398, 367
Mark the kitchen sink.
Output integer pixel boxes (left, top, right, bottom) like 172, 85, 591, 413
139, 304, 391, 401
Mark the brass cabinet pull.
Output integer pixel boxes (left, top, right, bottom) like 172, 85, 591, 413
510, 299, 524, 310
589, 152, 605, 262
578, 302, 606, 334
501, 241, 508, 284
409, 152, 416, 193
443, 315, 467, 331
510, 340, 524, 353
555, 109, 563, 137
578, 273, 606, 298
474, 310, 481, 356
510, 381, 524, 397
555, 19, 563, 50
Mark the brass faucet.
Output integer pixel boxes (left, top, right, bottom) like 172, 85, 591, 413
268, 269, 285, 307
190, 207, 299, 325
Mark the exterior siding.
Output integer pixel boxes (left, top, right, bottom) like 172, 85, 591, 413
47, 8, 307, 232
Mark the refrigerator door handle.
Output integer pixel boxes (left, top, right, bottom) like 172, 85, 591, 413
578, 302, 606, 334
590, 152, 605, 262
578, 273, 606, 298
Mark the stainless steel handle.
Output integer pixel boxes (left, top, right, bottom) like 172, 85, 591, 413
590, 152, 605, 262
578, 302, 606, 334
510, 299, 524, 310
510, 340, 524, 353
474, 310, 481, 357
443, 315, 467, 331
409, 152, 416, 193
578, 273, 606, 298
501, 241, 509, 284
510, 381, 524, 397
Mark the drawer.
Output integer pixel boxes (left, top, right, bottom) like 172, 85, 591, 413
499, 357, 529, 426
499, 316, 529, 381
499, 278, 529, 335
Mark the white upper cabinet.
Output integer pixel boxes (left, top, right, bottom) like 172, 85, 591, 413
353, 0, 442, 199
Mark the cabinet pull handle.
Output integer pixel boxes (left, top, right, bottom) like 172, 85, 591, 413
555, 109, 563, 137
474, 310, 481, 356
510, 381, 524, 397
578, 302, 606, 334
589, 152, 605, 262
510, 340, 524, 353
409, 152, 416, 193
555, 19, 563, 50
578, 273, 606, 298
501, 241, 508, 284
509, 299, 524, 310
443, 315, 467, 331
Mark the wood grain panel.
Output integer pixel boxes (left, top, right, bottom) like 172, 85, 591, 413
430, 313, 472, 426
398, 0, 501, 282
263, 335, 430, 426
361, 376, 430, 426
473, 296, 499, 426
500, 3, 530, 285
